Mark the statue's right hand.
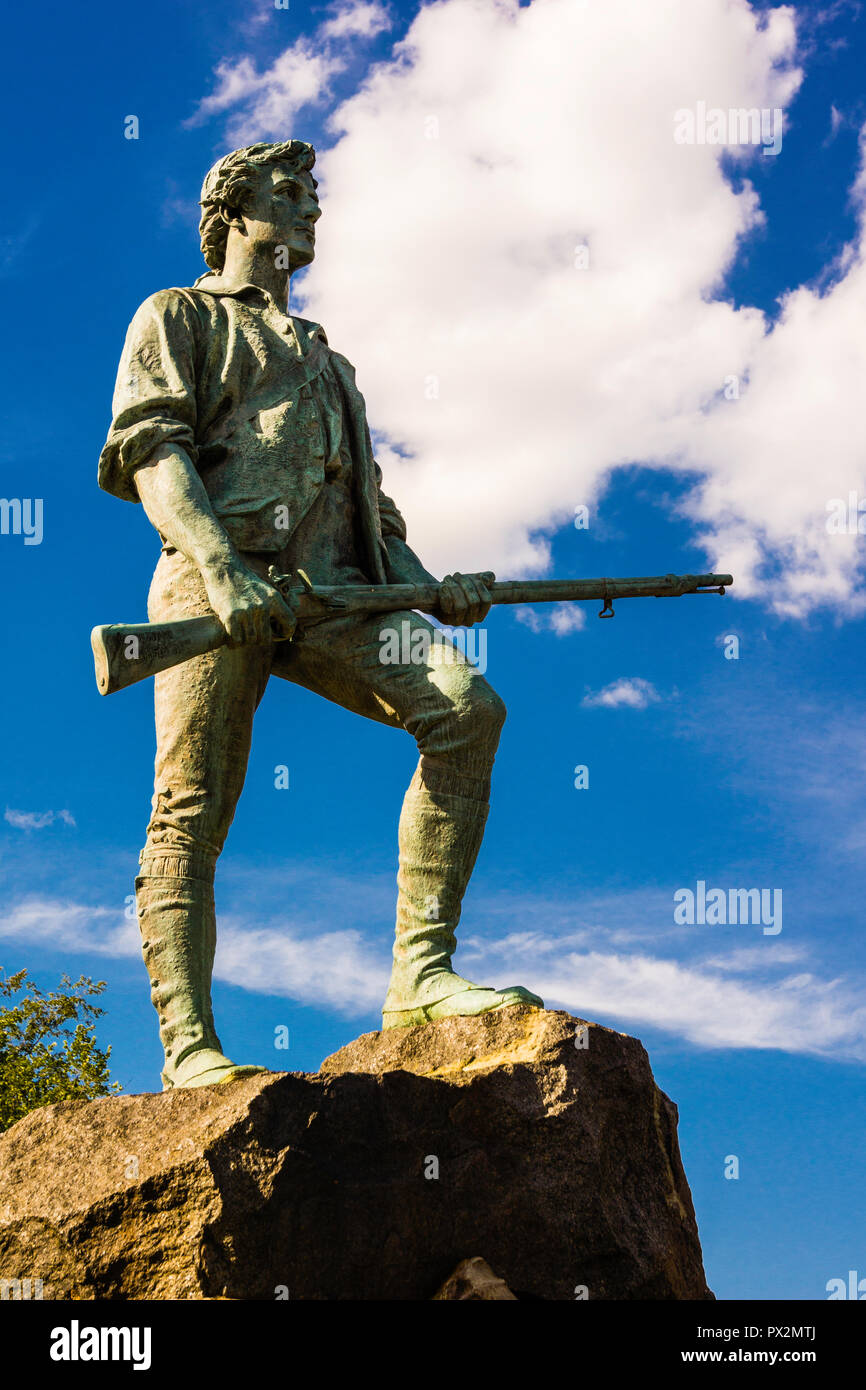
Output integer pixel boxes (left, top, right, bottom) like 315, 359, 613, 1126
201, 560, 298, 646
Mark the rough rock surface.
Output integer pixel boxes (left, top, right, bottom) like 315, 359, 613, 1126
433, 1256, 517, 1299
0, 1007, 712, 1300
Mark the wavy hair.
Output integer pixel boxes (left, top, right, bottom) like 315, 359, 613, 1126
198, 140, 316, 272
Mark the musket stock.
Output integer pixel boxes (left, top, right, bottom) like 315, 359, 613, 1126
91, 616, 226, 695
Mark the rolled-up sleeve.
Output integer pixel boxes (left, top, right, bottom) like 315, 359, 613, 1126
98, 289, 200, 503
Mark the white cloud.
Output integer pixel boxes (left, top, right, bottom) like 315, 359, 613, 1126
187, 47, 344, 144
190, 0, 866, 617
183, 0, 850, 618
278, 0, 837, 609
468, 927, 866, 1057
187, 3, 391, 144
3, 881, 863, 1055
581, 677, 661, 709
531, 949, 866, 1058
515, 603, 586, 636
0, 892, 387, 1015
320, 2, 390, 40
702, 943, 807, 973
0, 897, 137, 955
4, 808, 76, 831
218, 920, 387, 1012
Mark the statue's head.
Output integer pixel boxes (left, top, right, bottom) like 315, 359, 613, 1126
199, 140, 319, 274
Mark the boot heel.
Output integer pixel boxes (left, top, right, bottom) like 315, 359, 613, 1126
381, 1005, 432, 1029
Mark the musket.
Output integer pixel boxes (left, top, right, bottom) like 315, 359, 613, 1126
91, 568, 733, 696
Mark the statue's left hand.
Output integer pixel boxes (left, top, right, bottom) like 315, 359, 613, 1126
433, 572, 495, 627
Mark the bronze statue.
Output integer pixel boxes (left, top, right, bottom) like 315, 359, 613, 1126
98, 141, 545, 1089
98, 140, 730, 1090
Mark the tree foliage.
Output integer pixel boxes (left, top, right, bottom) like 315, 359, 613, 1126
0, 968, 121, 1132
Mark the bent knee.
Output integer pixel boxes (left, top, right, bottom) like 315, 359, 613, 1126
408, 665, 507, 762
454, 676, 506, 748
470, 680, 506, 733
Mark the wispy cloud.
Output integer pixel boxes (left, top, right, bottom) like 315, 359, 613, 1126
4, 808, 76, 830
320, 1, 389, 40
0, 217, 40, 278
186, 2, 391, 143
0, 891, 386, 1014
218, 920, 387, 1011
675, 688, 866, 860
0, 896, 137, 956
2, 878, 863, 1058
525, 947, 866, 1059
581, 678, 661, 710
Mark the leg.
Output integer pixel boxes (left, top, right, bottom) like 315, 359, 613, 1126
136, 549, 272, 1088
273, 610, 543, 1026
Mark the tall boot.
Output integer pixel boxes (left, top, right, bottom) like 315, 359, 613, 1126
381, 761, 543, 1028
135, 873, 266, 1089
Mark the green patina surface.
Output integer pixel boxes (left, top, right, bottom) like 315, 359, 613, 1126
99, 141, 542, 1088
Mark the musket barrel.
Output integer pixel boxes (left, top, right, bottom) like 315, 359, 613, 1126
487, 573, 733, 604
298, 573, 733, 612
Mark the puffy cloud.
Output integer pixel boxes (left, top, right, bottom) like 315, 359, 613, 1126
682, 127, 866, 617
193, 0, 866, 616
581, 677, 661, 709
284, 0, 828, 610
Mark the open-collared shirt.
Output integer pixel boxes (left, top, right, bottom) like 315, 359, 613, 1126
98, 274, 406, 574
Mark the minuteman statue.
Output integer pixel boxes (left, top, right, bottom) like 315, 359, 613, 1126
99, 141, 543, 1089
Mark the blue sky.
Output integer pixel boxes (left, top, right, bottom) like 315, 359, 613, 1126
1, 0, 865, 1300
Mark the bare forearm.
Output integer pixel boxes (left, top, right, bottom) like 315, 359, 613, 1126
132, 445, 239, 573
383, 534, 439, 586
132, 445, 295, 643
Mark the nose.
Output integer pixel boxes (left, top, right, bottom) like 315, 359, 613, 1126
302, 194, 321, 223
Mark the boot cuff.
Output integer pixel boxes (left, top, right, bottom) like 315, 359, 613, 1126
137, 850, 216, 882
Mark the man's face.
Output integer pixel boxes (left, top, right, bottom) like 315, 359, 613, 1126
242, 163, 321, 271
